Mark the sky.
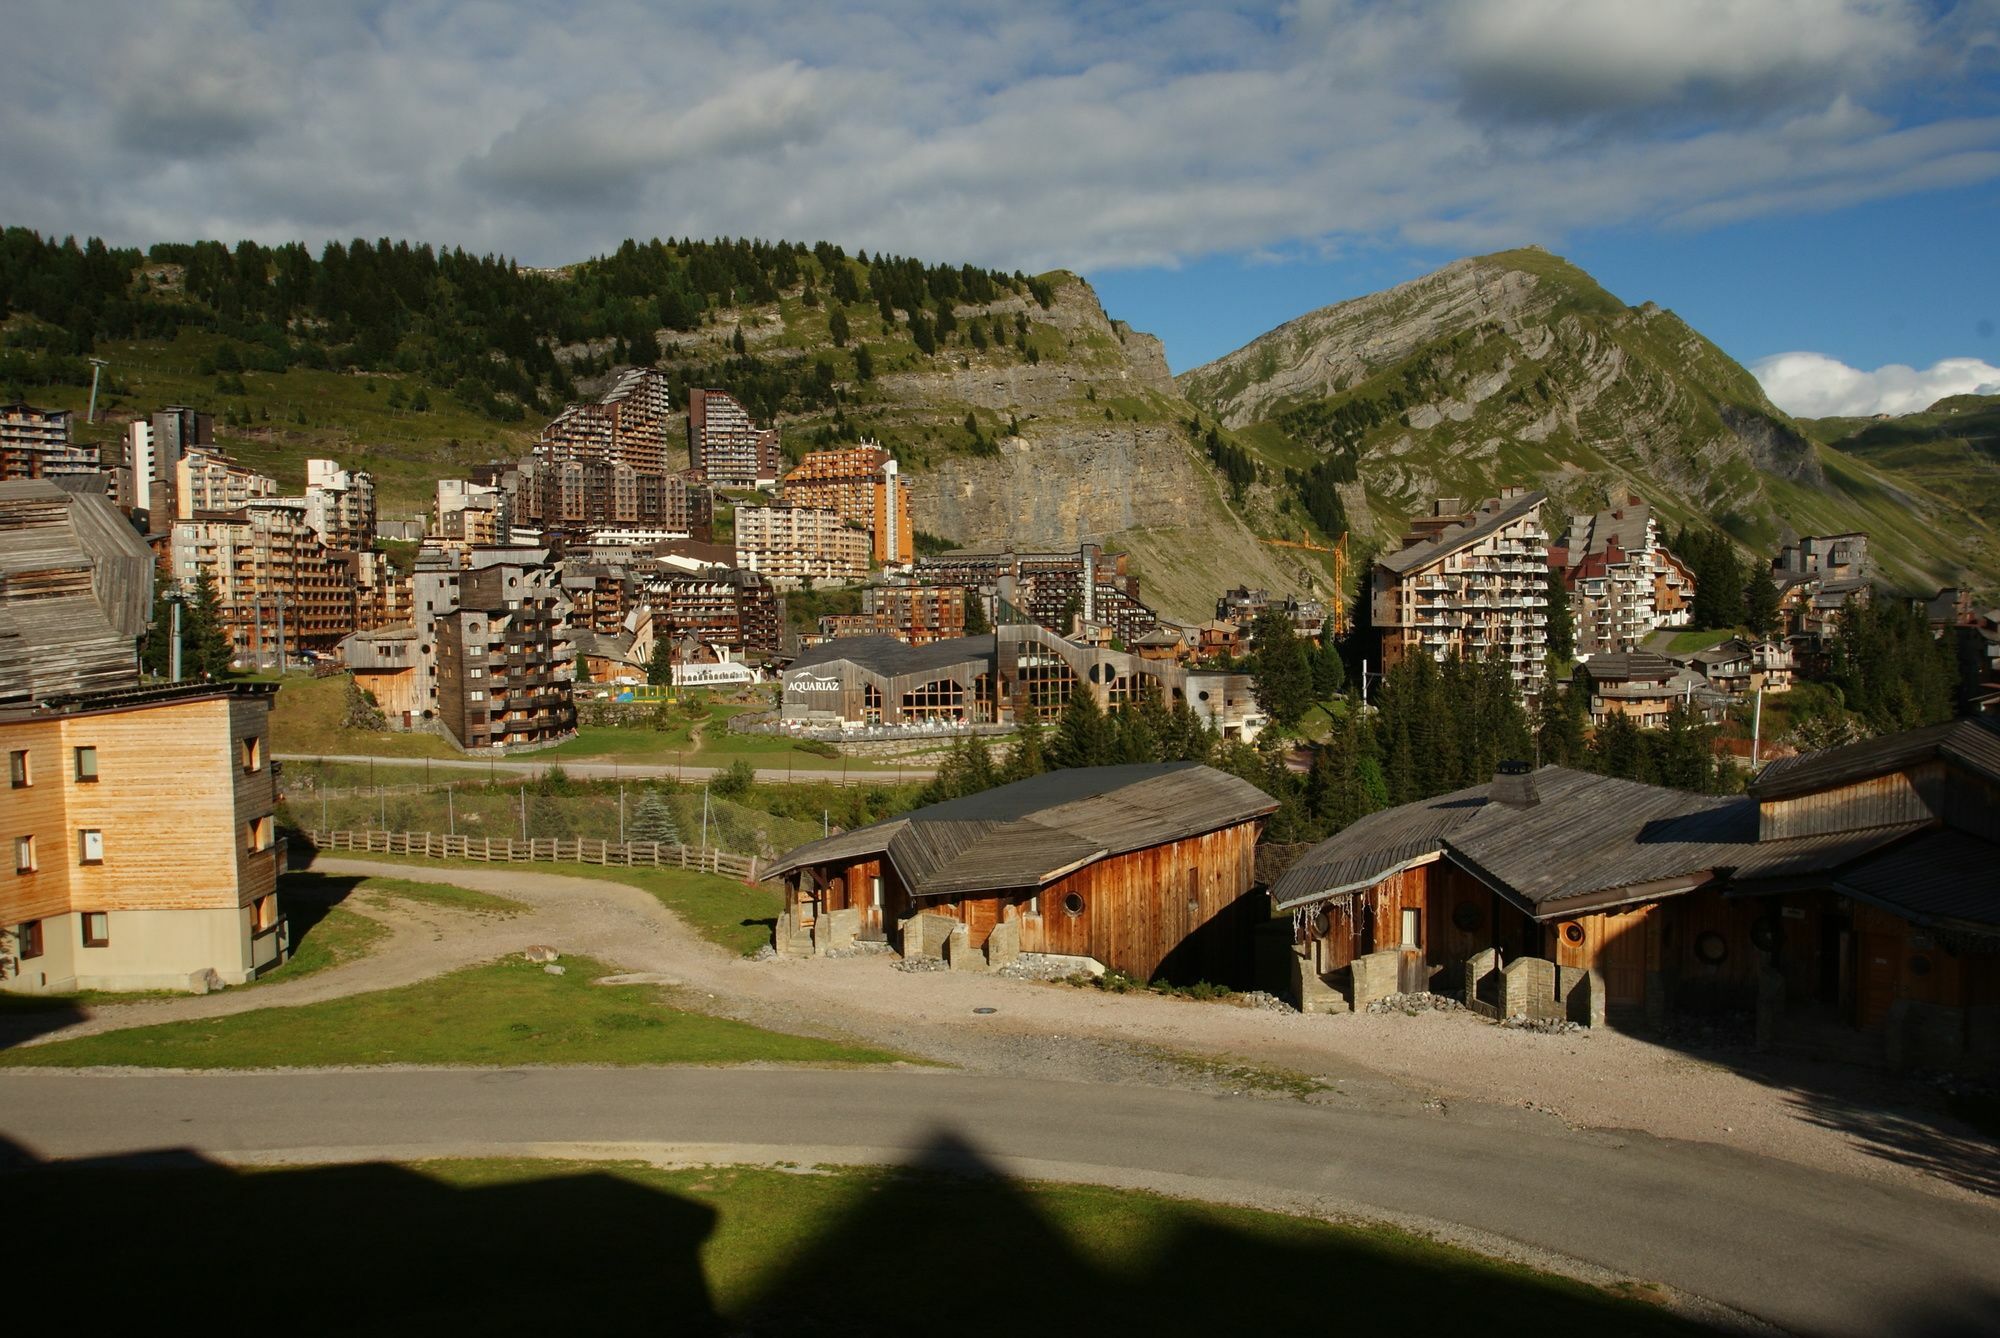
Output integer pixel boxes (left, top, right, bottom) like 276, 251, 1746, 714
4, 0, 1998, 418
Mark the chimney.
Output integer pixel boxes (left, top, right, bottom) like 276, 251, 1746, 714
1490, 760, 1540, 807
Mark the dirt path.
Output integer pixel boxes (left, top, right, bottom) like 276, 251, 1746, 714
21, 857, 1995, 1207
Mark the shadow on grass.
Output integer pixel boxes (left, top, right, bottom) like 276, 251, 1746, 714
275, 870, 369, 956
0, 1130, 1759, 1337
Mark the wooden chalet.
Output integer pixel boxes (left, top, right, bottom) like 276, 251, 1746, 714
1733, 719, 2000, 1070
1273, 721, 2000, 1071
762, 763, 1279, 982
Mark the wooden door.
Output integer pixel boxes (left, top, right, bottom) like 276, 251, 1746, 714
965, 897, 999, 949
1856, 929, 1901, 1030
1598, 908, 1649, 1008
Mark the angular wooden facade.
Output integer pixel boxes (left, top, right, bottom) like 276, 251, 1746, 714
763, 764, 1278, 982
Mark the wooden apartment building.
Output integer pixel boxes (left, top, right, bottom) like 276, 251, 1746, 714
1, 480, 286, 993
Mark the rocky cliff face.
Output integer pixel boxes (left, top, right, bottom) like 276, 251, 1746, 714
861, 274, 1328, 618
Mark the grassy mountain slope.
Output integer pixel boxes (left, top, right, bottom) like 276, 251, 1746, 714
1179, 249, 1998, 593
1803, 393, 2000, 539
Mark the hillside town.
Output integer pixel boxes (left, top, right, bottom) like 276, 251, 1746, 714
5, 166, 2000, 1338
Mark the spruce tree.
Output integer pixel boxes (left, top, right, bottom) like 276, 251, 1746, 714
1743, 570, 1782, 638
1005, 702, 1048, 780
1545, 565, 1576, 662
630, 790, 681, 845
1051, 688, 1115, 769
184, 572, 233, 678
1311, 633, 1346, 699
828, 306, 850, 346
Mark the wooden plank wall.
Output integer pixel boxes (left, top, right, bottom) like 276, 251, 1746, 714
1668, 888, 1765, 1014
1010, 820, 1261, 980
1759, 763, 1939, 840
1550, 905, 1658, 1007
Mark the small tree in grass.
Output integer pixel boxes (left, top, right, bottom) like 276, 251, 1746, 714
630, 789, 681, 846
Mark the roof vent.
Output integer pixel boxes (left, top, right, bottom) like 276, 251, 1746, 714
1491, 760, 1540, 807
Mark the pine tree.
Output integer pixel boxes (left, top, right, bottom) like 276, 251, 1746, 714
1248, 608, 1314, 727
828, 306, 850, 347
1545, 565, 1576, 662
1311, 634, 1345, 699
647, 635, 674, 686
630, 789, 681, 845
853, 344, 875, 381
1743, 570, 1782, 638
1535, 672, 1589, 767
184, 572, 233, 678
962, 590, 989, 636
1051, 688, 1115, 769
1005, 702, 1048, 780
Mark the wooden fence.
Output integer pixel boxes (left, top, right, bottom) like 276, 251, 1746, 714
308, 828, 759, 880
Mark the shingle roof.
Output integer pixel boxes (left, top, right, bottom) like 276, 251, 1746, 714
788, 633, 996, 680
1750, 718, 2000, 799
1834, 829, 2000, 931
1271, 767, 1747, 915
1378, 491, 1547, 575
762, 762, 1278, 896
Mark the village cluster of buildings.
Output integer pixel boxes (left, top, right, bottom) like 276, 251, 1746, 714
1366, 489, 1883, 728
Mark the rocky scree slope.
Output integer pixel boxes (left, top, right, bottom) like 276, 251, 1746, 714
1178, 248, 1996, 591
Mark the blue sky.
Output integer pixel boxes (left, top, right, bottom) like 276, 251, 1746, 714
4, 0, 1998, 416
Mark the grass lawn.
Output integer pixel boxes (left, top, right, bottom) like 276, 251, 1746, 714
0, 955, 899, 1069
267, 672, 460, 759
1665, 627, 1740, 654
1, 1159, 1706, 1334
308, 853, 782, 956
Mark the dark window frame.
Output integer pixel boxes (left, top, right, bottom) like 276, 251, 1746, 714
81, 911, 109, 948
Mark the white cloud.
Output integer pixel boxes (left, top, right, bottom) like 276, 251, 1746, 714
1752, 351, 2000, 417
0, 0, 1991, 275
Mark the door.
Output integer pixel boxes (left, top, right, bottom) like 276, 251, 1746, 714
1597, 908, 1649, 1008
1856, 929, 1901, 1030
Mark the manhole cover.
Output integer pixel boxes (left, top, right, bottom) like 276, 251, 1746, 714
972, 1007, 998, 1015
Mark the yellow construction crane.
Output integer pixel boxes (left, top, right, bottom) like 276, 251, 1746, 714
1260, 531, 1350, 633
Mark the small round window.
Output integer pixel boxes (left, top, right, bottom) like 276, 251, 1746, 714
1695, 931, 1728, 965
1561, 922, 1585, 945
1062, 892, 1085, 918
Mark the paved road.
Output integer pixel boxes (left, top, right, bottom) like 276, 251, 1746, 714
3, 1067, 1995, 1335
278, 752, 937, 785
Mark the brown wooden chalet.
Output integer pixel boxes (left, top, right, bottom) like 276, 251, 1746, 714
762, 763, 1279, 981
1272, 719, 1999, 1071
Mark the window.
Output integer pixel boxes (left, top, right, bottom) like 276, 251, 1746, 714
469, 690, 485, 703
247, 815, 274, 853
78, 829, 104, 864
251, 894, 279, 934
1401, 907, 1421, 947
13, 919, 42, 959
241, 735, 263, 772
73, 746, 98, 782
8, 750, 27, 788
1026, 893, 1041, 917
469, 667, 483, 680
82, 911, 109, 947
1062, 891, 1085, 918
14, 836, 35, 874
870, 875, 883, 909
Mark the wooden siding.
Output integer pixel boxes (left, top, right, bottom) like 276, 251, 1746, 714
1665, 888, 1764, 1014
0, 694, 277, 926
1004, 819, 1263, 981
1551, 904, 1658, 1008
1759, 762, 1941, 840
